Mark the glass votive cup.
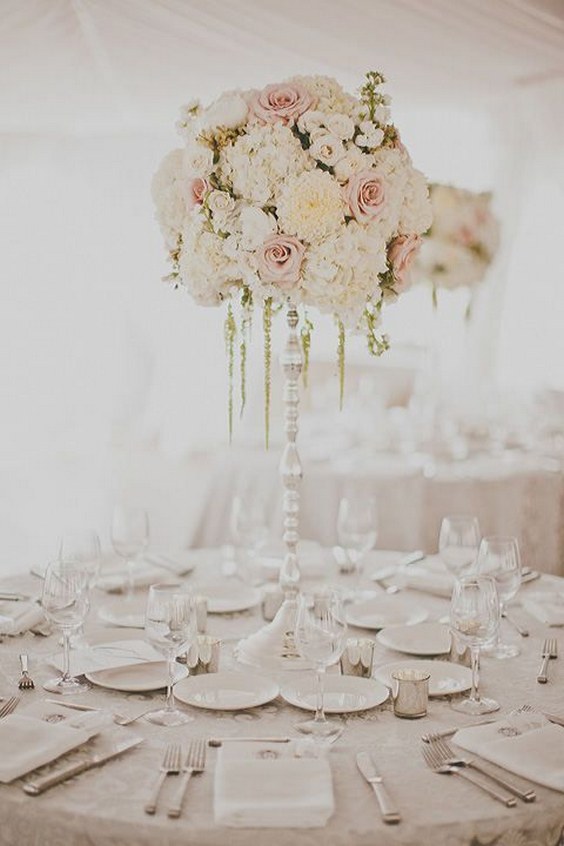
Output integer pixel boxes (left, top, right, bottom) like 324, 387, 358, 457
193, 595, 208, 634
339, 638, 375, 678
183, 635, 221, 675
391, 669, 430, 719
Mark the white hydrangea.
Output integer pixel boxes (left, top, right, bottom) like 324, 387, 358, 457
365, 148, 411, 241
290, 75, 359, 117
398, 168, 433, 235
238, 205, 277, 250
219, 123, 311, 205
151, 149, 187, 249
179, 220, 241, 306
277, 170, 345, 244
184, 138, 214, 177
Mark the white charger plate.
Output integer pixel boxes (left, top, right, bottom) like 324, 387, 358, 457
280, 675, 389, 714
98, 597, 146, 629
198, 582, 261, 614
346, 596, 428, 630
173, 671, 279, 710
376, 622, 451, 656
374, 659, 472, 697
85, 660, 187, 692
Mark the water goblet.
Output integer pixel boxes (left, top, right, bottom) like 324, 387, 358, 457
294, 589, 347, 740
450, 575, 500, 715
41, 560, 91, 695
144, 584, 197, 726
474, 536, 522, 659
110, 505, 149, 604
337, 495, 378, 589
439, 515, 481, 577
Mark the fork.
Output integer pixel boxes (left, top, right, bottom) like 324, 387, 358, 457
167, 739, 206, 818
0, 696, 21, 719
537, 638, 558, 684
430, 738, 536, 802
516, 703, 564, 727
18, 654, 35, 690
422, 743, 516, 806
144, 744, 182, 815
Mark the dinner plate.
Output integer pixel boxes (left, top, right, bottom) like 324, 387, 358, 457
98, 597, 146, 629
346, 596, 428, 630
197, 582, 261, 613
376, 622, 451, 656
173, 671, 279, 710
374, 659, 472, 697
280, 675, 389, 714
85, 660, 187, 692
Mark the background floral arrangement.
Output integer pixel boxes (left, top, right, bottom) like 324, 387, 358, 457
152, 72, 432, 441
416, 184, 500, 303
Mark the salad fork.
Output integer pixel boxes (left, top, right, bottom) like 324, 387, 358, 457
422, 743, 516, 806
18, 654, 35, 690
167, 739, 206, 818
144, 744, 182, 815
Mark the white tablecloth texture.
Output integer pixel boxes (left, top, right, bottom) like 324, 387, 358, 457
1, 551, 564, 845
193, 448, 564, 575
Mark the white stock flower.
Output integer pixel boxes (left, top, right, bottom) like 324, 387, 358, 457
239, 206, 277, 250
151, 149, 187, 249
277, 170, 345, 243
309, 132, 345, 167
355, 120, 385, 149
324, 113, 355, 140
333, 147, 374, 183
200, 91, 249, 131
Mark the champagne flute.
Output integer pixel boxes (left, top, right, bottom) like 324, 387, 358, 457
294, 589, 347, 739
337, 495, 378, 588
110, 506, 149, 602
474, 536, 522, 659
450, 575, 500, 715
144, 584, 196, 726
439, 515, 481, 576
58, 530, 101, 648
41, 560, 91, 694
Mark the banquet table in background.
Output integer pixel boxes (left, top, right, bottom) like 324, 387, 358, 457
1, 550, 564, 846
192, 447, 564, 575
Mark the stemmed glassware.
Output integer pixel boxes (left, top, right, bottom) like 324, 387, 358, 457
110, 506, 149, 604
474, 536, 522, 659
144, 584, 197, 726
450, 575, 500, 715
58, 530, 101, 648
294, 589, 347, 739
439, 515, 481, 577
230, 492, 269, 585
41, 560, 91, 694
337, 495, 378, 589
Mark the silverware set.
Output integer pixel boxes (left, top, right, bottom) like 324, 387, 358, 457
537, 637, 558, 683
422, 742, 516, 807
145, 741, 206, 817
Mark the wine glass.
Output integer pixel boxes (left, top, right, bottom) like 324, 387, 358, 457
58, 530, 101, 648
449, 575, 500, 715
41, 560, 91, 694
144, 584, 197, 726
439, 515, 481, 577
474, 536, 522, 659
229, 492, 269, 584
337, 495, 378, 588
110, 506, 149, 602
294, 589, 347, 739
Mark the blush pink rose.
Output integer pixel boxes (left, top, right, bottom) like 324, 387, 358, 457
186, 177, 209, 210
249, 83, 316, 125
256, 235, 305, 289
388, 234, 422, 293
345, 170, 387, 223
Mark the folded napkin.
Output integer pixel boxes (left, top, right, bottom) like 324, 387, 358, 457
522, 592, 564, 626
401, 558, 454, 598
214, 741, 334, 828
49, 638, 161, 677
0, 601, 45, 635
0, 714, 98, 782
97, 551, 195, 593
454, 712, 564, 791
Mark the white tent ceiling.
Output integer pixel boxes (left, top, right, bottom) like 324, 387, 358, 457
2, 0, 564, 133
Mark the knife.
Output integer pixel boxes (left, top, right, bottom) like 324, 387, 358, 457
356, 752, 401, 824
22, 737, 143, 795
0, 592, 29, 601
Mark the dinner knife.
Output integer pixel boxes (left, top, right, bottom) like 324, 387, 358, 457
0, 592, 29, 601
356, 752, 401, 824
22, 737, 143, 795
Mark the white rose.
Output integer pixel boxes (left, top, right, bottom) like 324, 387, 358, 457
239, 205, 276, 250
184, 139, 214, 177
309, 132, 345, 167
333, 148, 374, 183
200, 91, 249, 130
207, 190, 235, 215
324, 113, 355, 140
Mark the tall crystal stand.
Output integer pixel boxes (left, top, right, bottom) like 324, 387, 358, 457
236, 301, 307, 668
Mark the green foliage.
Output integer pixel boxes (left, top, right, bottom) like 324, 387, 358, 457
263, 297, 273, 449
300, 312, 314, 388
224, 303, 237, 442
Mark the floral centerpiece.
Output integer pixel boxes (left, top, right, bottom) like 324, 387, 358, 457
416, 184, 500, 308
152, 72, 432, 441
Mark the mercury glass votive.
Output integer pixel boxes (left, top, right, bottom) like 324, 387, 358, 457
391, 669, 430, 719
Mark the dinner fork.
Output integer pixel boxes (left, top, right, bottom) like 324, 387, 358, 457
422, 743, 516, 806
429, 738, 536, 802
537, 638, 558, 684
0, 696, 21, 719
516, 703, 564, 727
144, 744, 182, 815
18, 654, 35, 690
167, 739, 207, 818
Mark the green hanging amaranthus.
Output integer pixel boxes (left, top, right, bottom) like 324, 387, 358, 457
337, 319, 346, 411
263, 297, 273, 449
224, 303, 237, 443
300, 311, 314, 388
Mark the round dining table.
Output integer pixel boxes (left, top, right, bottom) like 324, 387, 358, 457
0, 548, 563, 846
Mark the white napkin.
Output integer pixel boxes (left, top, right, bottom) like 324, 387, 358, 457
454, 712, 564, 791
97, 550, 195, 593
214, 741, 334, 828
0, 601, 45, 635
49, 638, 161, 677
522, 592, 564, 626
401, 558, 454, 598
0, 714, 97, 782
